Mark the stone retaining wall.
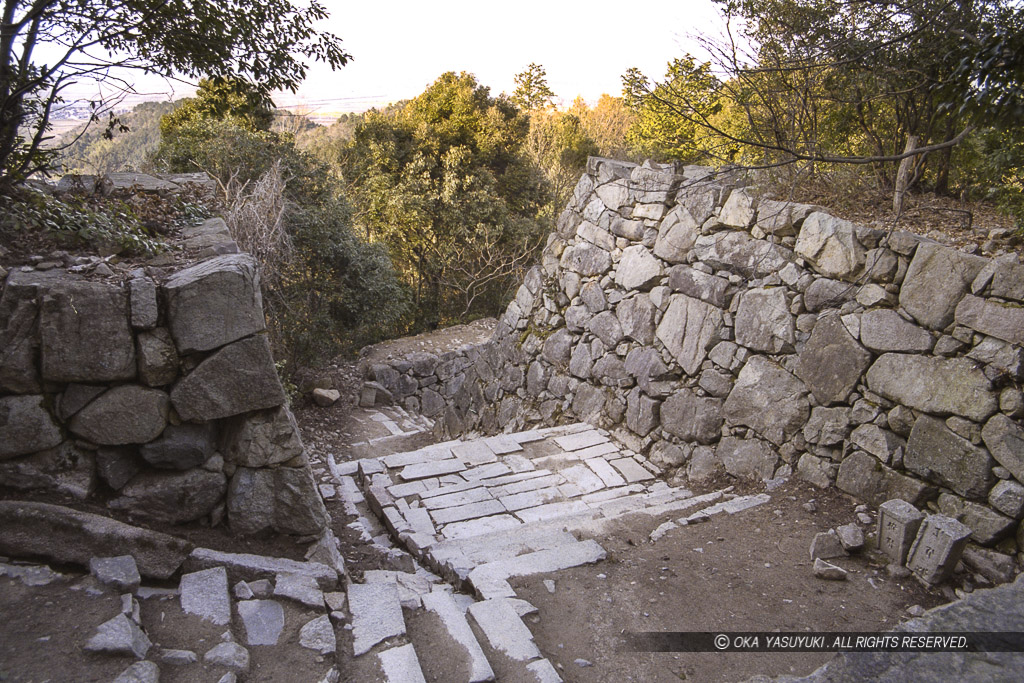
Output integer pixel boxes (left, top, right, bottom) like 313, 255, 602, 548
0, 218, 328, 537
363, 157, 1024, 554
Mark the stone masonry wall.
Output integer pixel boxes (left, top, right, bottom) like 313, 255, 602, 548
0, 217, 328, 537
363, 156, 1024, 554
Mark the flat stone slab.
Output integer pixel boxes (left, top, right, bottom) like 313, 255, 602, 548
382, 447, 454, 469
274, 571, 325, 609
185, 548, 338, 590
431, 500, 507, 526
468, 540, 606, 587
180, 566, 231, 626
421, 591, 495, 683
350, 582, 406, 656
400, 459, 466, 481
484, 435, 524, 455
452, 441, 498, 466
562, 464, 607, 494
553, 430, 609, 452
90, 555, 141, 592
515, 500, 591, 523
422, 487, 494, 510
440, 514, 523, 540
499, 487, 563, 512
609, 457, 656, 482
584, 458, 627, 487
468, 598, 541, 662
378, 643, 427, 683
527, 659, 564, 683
237, 600, 285, 646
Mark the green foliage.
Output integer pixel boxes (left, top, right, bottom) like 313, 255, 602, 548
511, 63, 556, 111
339, 72, 548, 325
524, 109, 599, 222
161, 79, 276, 135
59, 100, 179, 175
1, 188, 167, 256
567, 95, 637, 161
1, 0, 349, 189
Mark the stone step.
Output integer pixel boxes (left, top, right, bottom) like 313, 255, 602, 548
420, 590, 496, 683
349, 581, 408, 656
377, 643, 428, 683
466, 540, 607, 599
466, 598, 563, 683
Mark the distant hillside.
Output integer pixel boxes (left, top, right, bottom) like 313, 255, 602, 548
58, 100, 180, 175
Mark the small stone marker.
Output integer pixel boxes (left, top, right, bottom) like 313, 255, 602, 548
876, 499, 925, 565
906, 514, 972, 585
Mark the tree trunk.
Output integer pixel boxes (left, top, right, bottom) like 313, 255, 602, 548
893, 135, 920, 217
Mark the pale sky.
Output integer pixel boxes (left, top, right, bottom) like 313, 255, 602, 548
61, 0, 726, 115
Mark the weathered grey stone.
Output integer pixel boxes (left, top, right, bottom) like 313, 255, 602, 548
648, 441, 689, 468
863, 247, 899, 282
275, 571, 325, 608
810, 530, 847, 560
69, 386, 169, 445
273, 466, 329, 535
625, 388, 660, 436
803, 277, 856, 312
203, 642, 250, 672
906, 514, 973, 584
580, 280, 606, 313
653, 205, 701, 262
84, 613, 151, 659
90, 555, 141, 592
734, 287, 795, 353
656, 294, 724, 376
836, 451, 890, 506
136, 327, 179, 387
796, 453, 834, 488
720, 187, 756, 228
0, 501, 190, 578
693, 231, 793, 278
937, 493, 1015, 545
560, 242, 612, 277
866, 354, 997, 422
795, 212, 866, 281
616, 294, 656, 344
698, 368, 733, 398
0, 441, 95, 498
180, 566, 231, 625
667, 265, 729, 308
968, 337, 1024, 379
795, 313, 872, 405
467, 598, 540, 662
850, 424, 905, 464
687, 445, 721, 482
350, 581, 406, 656
112, 661, 160, 683
724, 356, 809, 445
661, 390, 723, 444
571, 384, 607, 422
813, 558, 848, 581
859, 309, 934, 353
299, 614, 336, 654
899, 242, 987, 330
905, 415, 995, 500
564, 304, 588, 332
110, 468, 226, 524
592, 354, 627, 382
184, 548, 337, 589
974, 255, 1024, 302
541, 328, 573, 366
755, 199, 815, 236
615, 245, 663, 290
0, 395, 63, 460
39, 279, 135, 382
803, 406, 850, 446
238, 600, 285, 646
988, 479, 1024, 519
836, 522, 865, 551
577, 220, 615, 251
568, 342, 593, 379
163, 254, 264, 354
611, 215, 645, 240
140, 422, 215, 470
588, 310, 624, 347
595, 178, 629, 210
877, 499, 925, 565
129, 277, 158, 329
0, 289, 42, 393
171, 335, 285, 421
981, 415, 1024, 487
717, 436, 778, 481
220, 405, 304, 468
955, 295, 1024, 346
226, 468, 275, 535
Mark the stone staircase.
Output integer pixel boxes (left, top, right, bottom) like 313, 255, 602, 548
329, 423, 773, 682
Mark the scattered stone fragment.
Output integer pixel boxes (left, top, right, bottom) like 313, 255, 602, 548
180, 566, 231, 626
543, 580, 556, 594
836, 523, 865, 552
84, 613, 151, 659
575, 658, 594, 667
158, 649, 198, 666
203, 642, 250, 672
650, 521, 678, 542
112, 661, 160, 683
233, 580, 254, 600
274, 571, 325, 609
813, 558, 848, 581
237, 600, 285, 646
299, 614, 337, 655
810, 531, 848, 560
90, 555, 141, 593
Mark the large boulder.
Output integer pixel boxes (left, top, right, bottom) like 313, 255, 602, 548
692, 232, 792, 279
39, 278, 135, 382
653, 205, 701, 263
0, 441, 95, 499
616, 294, 656, 344
136, 327, 179, 387
723, 356, 809, 445
661, 390, 723, 444
0, 500, 190, 579
795, 212, 866, 281
937, 493, 1015, 546
227, 465, 329, 536
667, 266, 729, 308
68, 385, 169, 445
220, 405, 305, 468
795, 313, 872, 405
625, 389, 660, 436
955, 295, 1024, 346
0, 271, 61, 393
656, 294, 724, 376
734, 287, 795, 353
139, 422, 217, 470
163, 254, 265, 354
905, 415, 995, 500
560, 242, 612, 277
0, 395, 63, 460
866, 354, 997, 422
974, 256, 1024, 302
803, 278, 856, 312
109, 468, 227, 524
717, 437, 778, 481
981, 414, 1024, 484
859, 309, 935, 353
170, 335, 286, 422
615, 245, 663, 290
899, 242, 987, 330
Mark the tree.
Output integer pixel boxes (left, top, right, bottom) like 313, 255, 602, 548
0, 0, 349, 190
568, 94, 636, 160
59, 99, 178, 174
524, 109, 599, 223
340, 72, 548, 324
511, 63, 555, 111
160, 78, 276, 134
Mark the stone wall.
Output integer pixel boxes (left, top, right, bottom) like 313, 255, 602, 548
363, 157, 1024, 552
0, 219, 328, 537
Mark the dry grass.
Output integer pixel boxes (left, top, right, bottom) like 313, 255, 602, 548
221, 160, 292, 288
